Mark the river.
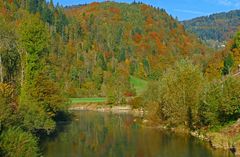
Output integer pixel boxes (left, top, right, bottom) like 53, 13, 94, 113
42, 111, 234, 157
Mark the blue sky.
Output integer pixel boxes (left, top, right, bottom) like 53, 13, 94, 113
53, 0, 240, 20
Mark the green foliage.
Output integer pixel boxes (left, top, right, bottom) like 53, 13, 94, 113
102, 72, 127, 105
0, 16, 20, 83
160, 60, 204, 128
0, 83, 16, 130
31, 71, 67, 118
142, 59, 240, 129
70, 97, 107, 104
18, 14, 49, 87
0, 1, 69, 156
222, 54, 234, 75
143, 60, 205, 129
200, 77, 240, 126
199, 82, 222, 126
20, 69, 66, 133
219, 77, 240, 122
102, 65, 135, 105
19, 102, 56, 134
130, 76, 148, 95
0, 127, 39, 157
18, 14, 57, 134
233, 32, 240, 49
19, 14, 49, 56
141, 81, 162, 120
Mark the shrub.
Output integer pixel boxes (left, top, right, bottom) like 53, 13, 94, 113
0, 127, 39, 157
199, 77, 240, 126
158, 60, 204, 129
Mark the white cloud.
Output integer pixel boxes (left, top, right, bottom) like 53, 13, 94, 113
174, 9, 209, 15
216, 0, 240, 7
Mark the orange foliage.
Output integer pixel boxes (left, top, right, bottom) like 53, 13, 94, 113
86, 7, 97, 13
141, 5, 149, 11
149, 32, 158, 39
1, 6, 6, 15
109, 7, 120, 14
104, 51, 112, 59
133, 33, 142, 43
149, 32, 166, 55
140, 43, 150, 51
84, 2, 100, 13
145, 16, 154, 25
89, 2, 100, 7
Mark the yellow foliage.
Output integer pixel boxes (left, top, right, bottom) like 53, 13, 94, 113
0, 83, 13, 98
205, 60, 224, 80
125, 58, 130, 66
232, 48, 240, 70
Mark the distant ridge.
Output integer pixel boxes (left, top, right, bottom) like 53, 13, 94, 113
183, 10, 240, 44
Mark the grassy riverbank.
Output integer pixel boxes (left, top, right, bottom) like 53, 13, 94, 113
199, 122, 240, 156
70, 76, 148, 104
70, 98, 107, 104
130, 76, 148, 96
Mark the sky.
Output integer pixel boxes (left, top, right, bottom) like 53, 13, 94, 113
53, 0, 240, 20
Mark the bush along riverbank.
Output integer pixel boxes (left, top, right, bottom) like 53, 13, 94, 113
69, 99, 239, 156
125, 59, 240, 156
190, 121, 240, 156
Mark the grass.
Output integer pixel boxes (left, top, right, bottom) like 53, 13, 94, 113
70, 76, 148, 104
130, 76, 148, 95
70, 97, 107, 104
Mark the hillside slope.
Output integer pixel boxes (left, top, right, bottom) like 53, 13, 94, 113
183, 10, 240, 48
65, 2, 209, 81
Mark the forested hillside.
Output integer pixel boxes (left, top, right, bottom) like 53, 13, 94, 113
2, 0, 238, 156
183, 10, 240, 49
64, 2, 210, 97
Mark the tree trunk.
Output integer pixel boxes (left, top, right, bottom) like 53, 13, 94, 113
20, 50, 25, 86
0, 55, 3, 83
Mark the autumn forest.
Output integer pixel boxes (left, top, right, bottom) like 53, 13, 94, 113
1, 0, 240, 156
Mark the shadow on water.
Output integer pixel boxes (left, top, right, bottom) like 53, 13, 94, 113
42, 111, 234, 157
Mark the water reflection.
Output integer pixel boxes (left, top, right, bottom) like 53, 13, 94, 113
42, 111, 233, 157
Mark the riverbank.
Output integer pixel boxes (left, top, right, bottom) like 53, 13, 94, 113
190, 121, 240, 156
143, 118, 239, 156
69, 103, 144, 117
68, 103, 238, 156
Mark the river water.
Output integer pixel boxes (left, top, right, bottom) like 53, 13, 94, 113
42, 111, 234, 157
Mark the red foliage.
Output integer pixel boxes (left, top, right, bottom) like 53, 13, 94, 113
149, 32, 158, 39
104, 51, 112, 59
124, 91, 135, 97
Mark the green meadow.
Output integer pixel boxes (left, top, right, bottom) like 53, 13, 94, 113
70, 76, 148, 104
